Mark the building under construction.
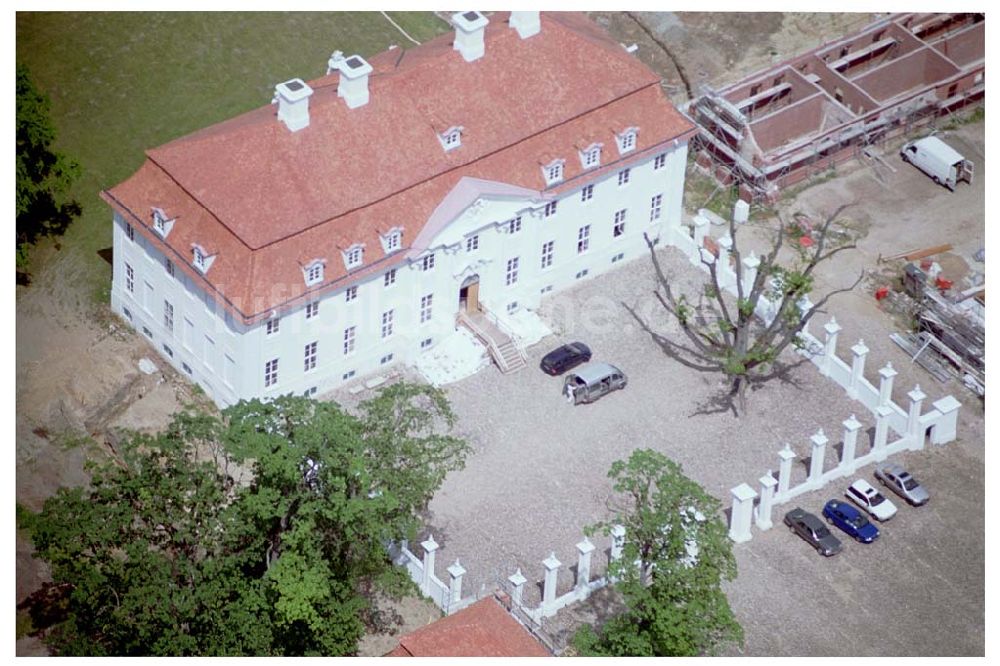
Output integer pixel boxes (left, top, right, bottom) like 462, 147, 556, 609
688, 13, 985, 201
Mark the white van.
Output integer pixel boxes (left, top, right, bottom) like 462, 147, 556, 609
900, 136, 974, 190
563, 362, 627, 405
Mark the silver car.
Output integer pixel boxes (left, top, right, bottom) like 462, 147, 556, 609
563, 362, 627, 405
875, 463, 930, 506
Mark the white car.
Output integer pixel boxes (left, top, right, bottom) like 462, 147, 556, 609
846, 479, 897, 522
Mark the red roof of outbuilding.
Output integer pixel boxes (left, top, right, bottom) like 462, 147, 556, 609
102, 12, 695, 324
385, 597, 550, 657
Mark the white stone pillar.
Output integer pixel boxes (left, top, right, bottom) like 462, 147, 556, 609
873, 405, 892, 460
841, 414, 863, 473
848, 339, 869, 399
692, 214, 709, 250
609, 525, 626, 582
822, 317, 842, 376
741, 251, 760, 294
717, 235, 733, 287
930, 396, 962, 445
797, 296, 815, 336
907, 385, 927, 446
728, 483, 757, 543
421, 535, 438, 595
755, 473, 778, 530
541, 552, 561, 613
808, 429, 829, 485
878, 362, 898, 407
777, 444, 796, 498
508, 568, 527, 607
447, 560, 466, 607
575, 537, 595, 592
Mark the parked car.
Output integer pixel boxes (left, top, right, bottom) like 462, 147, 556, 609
540, 342, 592, 375
822, 499, 879, 544
563, 362, 626, 405
875, 463, 930, 506
846, 479, 897, 521
785, 507, 842, 556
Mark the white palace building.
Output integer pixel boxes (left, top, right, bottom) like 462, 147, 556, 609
103, 11, 696, 408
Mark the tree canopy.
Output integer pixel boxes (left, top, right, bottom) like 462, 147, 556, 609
16, 64, 81, 274
19, 385, 470, 656
573, 449, 743, 657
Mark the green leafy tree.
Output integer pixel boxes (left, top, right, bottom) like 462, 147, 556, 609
16, 64, 81, 274
19, 385, 470, 656
635, 205, 862, 415
573, 449, 743, 657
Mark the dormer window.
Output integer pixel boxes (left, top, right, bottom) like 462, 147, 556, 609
380, 227, 403, 254
343, 244, 364, 270
438, 126, 463, 152
304, 259, 325, 286
579, 143, 602, 169
542, 158, 565, 186
151, 207, 175, 238
616, 127, 639, 154
191, 244, 216, 273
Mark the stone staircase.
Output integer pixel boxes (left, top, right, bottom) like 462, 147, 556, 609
457, 310, 527, 374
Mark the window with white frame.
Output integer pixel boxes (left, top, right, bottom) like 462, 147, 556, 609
305, 301, 319, 320
266, 317, 280, 335
439, 126, 463, 151
163, 300, 174, 332
382, 228, 403, 253
380, 353, 394, 365
618, 168, 630, 186
543, 200, 558, 218
581, 184, 594, 202
345, 286, 357, 302
304, 341, 318, 372
123, 307, 132, 321
384, 268, 397, 287
125, 222, 135, 242
506, 301, 519, 314
192, 246, 209, 271
540, 240, 554, 269
466, 235, 479, 252
420, 337, 433, 349
577, 225, 591, 254
654, 153, 666, 170
505, 216, 522, 234
650, 194, 663, 222
344, 245, 364, 269
616, 127, 638, 154
264, 358, 279, 388
305, 261, 324, 285
580, 144, 601, 169
343, 326, 356, 355
420, 294, 433, 323
613, 209, 627, 237
542, 159, 564, 185
125, 262, 134, 293
381, 310, 394, 338
152, 207, 173, 237
506, 257, 519, 286
165, 258, 175, 278
421, 254, 435, 271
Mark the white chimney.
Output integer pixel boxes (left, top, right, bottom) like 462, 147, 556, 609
328, 51, 373, 109
452, 11, 489, 62
509, 11, 540, 39
273, 78, 314, 132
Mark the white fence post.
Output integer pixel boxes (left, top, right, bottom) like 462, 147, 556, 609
692, 214, 709, 251
907, 385, 927, 447
508, 568, 527, 607
873, 405, 892, 460
822, 317, 842, 376
447, 560, 466, 607
878, 362, 898, 407
609, 525, 626, 582
848, 339, 869, 399
421, 535, 438, 595
541, 553, 561, 614
728, 483, 757, 543
808, 429, 829, 486
777, 444, 796, 497
575, 538, 594, 592
930, 396, 962, 444
755, 473, 778, 530
841, 414, 863, 473
741, 251, 760, 294
718, 235, 733, 287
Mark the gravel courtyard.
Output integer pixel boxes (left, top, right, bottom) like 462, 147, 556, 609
371, 122, 986, 656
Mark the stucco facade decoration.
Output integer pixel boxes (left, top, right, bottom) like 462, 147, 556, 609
103, 11, 696, 407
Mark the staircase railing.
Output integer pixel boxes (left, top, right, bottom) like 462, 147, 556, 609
457, 311, 514, 373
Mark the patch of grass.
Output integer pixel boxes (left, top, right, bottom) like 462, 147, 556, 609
683, 168, 740, 219
939, 104, 985, 131
16, 12, 450, 304
52, 430, 98, 453
16, 610, 36, 640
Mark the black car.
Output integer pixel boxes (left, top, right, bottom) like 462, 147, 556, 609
784, 507, 843, 556
540, 342, 592, 375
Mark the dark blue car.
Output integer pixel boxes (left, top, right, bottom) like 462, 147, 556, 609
823, 499, 879, 543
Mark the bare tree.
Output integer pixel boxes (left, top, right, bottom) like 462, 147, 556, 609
641, 204, 863, 415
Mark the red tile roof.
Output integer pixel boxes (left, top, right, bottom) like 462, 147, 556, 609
385, 597, 550, 657
103, 12, 695, 324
